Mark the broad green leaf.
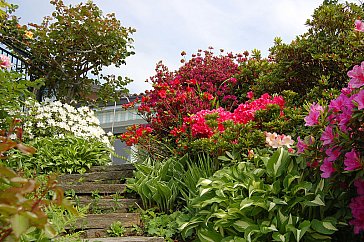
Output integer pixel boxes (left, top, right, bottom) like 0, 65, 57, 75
198, 179, 212, 186
272, 232, 286, 241
200, 188, 212, 196
322, 221, 338, 231
303, 194, 325, 207
311, 219, 337, 235
266, 148, 289, 178
233, 220, 251, 231
197, 227, 223, 242
218, 156, 231, 162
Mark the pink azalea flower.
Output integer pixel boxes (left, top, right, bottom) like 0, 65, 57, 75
304, 110, 320, 126
247, 91, 254, 99
349, 195, 364, 234
304, 103, 324, 126
354, 179, 364, 196
310, 103, 324, 112
338, 110, 352, 132
353, 89, 364, 110
344, 149, 362, 171
320, 126, 335, 146
0, 55, 11, 69
354, 20, 364, 32
329, 93, 353, 113
296, 136, 308, 154
348, 62, 364, 88
320, 159, 335, 178
325, 146, 341, 162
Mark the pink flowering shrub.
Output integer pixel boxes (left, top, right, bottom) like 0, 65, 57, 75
300, 61, 364, 235
185, 93, 285, 138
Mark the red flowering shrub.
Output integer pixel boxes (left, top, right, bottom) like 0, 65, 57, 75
136, 49, 242, 136
119, 124, 153, 146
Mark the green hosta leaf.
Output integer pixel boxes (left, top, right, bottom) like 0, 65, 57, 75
303, 194, 325, 207
218, 156, 231, 162
322, 221, 337, 231
315, 179, 325, 194
309, 232, 332, 240
198, 179, 213, 186
283, 174, 300, 190
266, 148, 290, 178
10, 214, 30, 238
272, 232, 287, 241
240, 198, 254, 210
292, 181, 312, 195
200, 188, 212, 196
197, 227, 223, 242
233, 220, 252, 231
222, 236, 246, 242
268, 202, 276, 212
200, 197, 225, 207
311, 219, 337, 235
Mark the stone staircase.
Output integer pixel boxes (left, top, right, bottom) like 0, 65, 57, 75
59, 164, 164, 242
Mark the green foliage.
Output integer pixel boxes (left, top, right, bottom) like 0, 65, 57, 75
127, 156, 182, 212
179, 148, 345, 241
142, 210, 182, 241
0, 69, 42, 130
128, 153, 218, 213
6, 135, 111, 174
188, 122, 266, 156
107, 221, 126, 237
235, 55, 275, 102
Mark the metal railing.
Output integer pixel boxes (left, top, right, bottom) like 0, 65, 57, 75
0, 43, 31, 79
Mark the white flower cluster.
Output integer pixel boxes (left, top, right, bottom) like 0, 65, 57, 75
265, 132, 294, 149
23, 99, 112, 148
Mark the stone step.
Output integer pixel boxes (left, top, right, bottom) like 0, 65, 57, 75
62, 183, 126, 194
85, 236, 165, 242
59, 164, 135, 184
59, 170, 133, 184
73, 213, 140, 230
78, 198, 140, 213
89, 164, 135, 173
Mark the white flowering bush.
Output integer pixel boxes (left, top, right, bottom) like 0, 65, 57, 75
23, 99, 113, 148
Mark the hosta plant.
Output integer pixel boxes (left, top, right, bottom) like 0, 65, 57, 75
7, 135, 111, 174
179, 148, 345, 241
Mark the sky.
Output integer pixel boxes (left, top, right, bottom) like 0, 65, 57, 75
8, 0, 357, 93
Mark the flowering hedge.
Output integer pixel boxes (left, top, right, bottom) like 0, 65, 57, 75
300, 60, 364, 234
23, 99, 112, 148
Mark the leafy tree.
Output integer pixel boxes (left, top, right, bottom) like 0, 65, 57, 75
254, 1, 364, 103
1, 0, 135, 104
